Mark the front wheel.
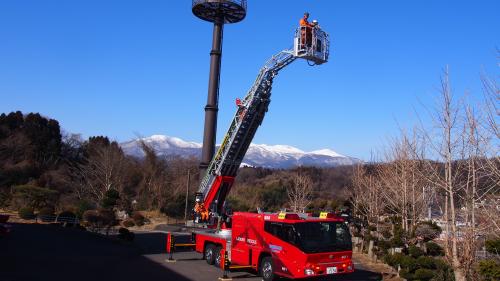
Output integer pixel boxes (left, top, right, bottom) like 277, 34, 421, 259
205, 244, 215, 265
260, 256, 276, 281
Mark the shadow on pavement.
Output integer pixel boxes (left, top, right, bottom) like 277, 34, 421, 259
133, 231, 194, 255
0, 223, 194, 281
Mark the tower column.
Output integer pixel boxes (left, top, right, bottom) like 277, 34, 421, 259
192, 0, 247, 178
200, 16, 224, 174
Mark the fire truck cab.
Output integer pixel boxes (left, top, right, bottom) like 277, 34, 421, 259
194, 212, 353, 281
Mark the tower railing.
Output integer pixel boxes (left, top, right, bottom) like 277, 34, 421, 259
192, 0, 247, 23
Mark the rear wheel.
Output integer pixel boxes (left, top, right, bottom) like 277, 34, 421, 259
205, 244, 215, 265
214, 246, 222, 267
260, 256, 276, 281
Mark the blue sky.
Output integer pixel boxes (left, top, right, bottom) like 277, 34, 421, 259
0, 0, 498, 160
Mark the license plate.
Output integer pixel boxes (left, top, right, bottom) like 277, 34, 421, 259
326, 267, 337, 274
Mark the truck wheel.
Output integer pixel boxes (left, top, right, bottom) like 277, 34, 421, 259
214, 246, 222, 267
260, 256, 276, 281
205, 244, 215, 265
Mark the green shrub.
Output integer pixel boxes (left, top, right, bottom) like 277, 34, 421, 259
132, 211, 145, 226
399, 269, 414, 280
414, 221, 442, 242
400, 255, 418, 272
38, 206, 54, 215
117, 227, 135, 241
98, 209, 116, 226
82, 209, 116, 230
409, 244, 425, 258
0, 191, 11, 208
161, 194, 187, 218
485, 239, 500, 255
76, 200, 93, 219
383, 254, 394, 267
38, 207, 55, 222
101, 189, 120, 209
373, 247, 386, 260
433, 258, 455, 281
122, 219, 135, 228
12, 185, 58, 209
414, 268, 435, 280
83, 210, 100, 225
391, 225, 406, 247
58, 210, 76, 218
478, 259, 500, 281
377, 240, 392, 252
426, 241, 444, 256
18, 207, 35, 220
381, 228, 392, 239
384, 253, 404, 269
105, 189, 120, 200
56, 211, 76, 224
417, 256, 436, 269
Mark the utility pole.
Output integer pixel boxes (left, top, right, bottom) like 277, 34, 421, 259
184, 169, 191, 221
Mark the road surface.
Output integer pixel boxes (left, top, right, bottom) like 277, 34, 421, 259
0, 223, 382, 281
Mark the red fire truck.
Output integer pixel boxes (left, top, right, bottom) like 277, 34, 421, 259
193, 212, 353, 280
180, 25, 353, 281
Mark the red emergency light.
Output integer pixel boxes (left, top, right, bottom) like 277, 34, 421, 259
278, 212, 301, 220
319, 212, 337, 219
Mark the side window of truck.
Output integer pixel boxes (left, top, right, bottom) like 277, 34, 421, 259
264, 222, 281, 237
264, 222, 298, 246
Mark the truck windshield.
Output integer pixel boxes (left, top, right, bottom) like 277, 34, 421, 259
294, 222, 352, 253
264, 221, 352, 253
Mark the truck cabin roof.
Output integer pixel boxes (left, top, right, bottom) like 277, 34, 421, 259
232, 211, 345, 223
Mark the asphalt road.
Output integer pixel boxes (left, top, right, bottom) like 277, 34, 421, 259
0, 223, 382, 281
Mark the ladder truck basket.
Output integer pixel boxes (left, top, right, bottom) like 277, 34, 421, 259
294, 26, 330, 65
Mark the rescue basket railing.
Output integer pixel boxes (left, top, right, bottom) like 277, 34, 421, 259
293, 26, 330, 65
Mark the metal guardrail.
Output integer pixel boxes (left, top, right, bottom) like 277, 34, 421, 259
476, 249, 500, 260
35, 214, 80, 224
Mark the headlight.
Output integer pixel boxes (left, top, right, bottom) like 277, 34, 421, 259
304, 269, 315, 276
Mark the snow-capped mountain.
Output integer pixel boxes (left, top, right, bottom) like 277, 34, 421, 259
120, 135, 361, 168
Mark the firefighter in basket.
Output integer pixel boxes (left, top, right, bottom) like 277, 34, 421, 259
299, 12, 318, 49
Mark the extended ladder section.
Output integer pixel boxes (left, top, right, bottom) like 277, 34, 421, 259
197, 27, 330, 217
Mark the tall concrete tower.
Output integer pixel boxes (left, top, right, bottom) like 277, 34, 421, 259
192, 0, 247, 176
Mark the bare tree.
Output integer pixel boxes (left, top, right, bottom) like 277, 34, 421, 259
378, 130, 429, 232
72, 143, 128, 205
348, 164, 384, 230
287, 172, 313, 212
416, 69, 467, 280
137, 140, 169, 210
475, 72, 500, 237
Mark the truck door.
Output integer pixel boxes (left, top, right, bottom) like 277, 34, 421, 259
264, 222, 304, 276
231, 216, 249, 265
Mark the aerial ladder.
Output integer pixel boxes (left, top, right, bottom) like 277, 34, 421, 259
194, 26, 330, 224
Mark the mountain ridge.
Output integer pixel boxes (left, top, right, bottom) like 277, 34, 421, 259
120, 135, 361, 168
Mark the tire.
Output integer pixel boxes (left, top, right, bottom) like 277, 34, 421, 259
205, 244, 215, 265
214, 246, 222, 267
260, 256, 276, 281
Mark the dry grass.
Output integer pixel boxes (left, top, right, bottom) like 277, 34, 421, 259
352, 252, 403, 281
127, 210, 185, 231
